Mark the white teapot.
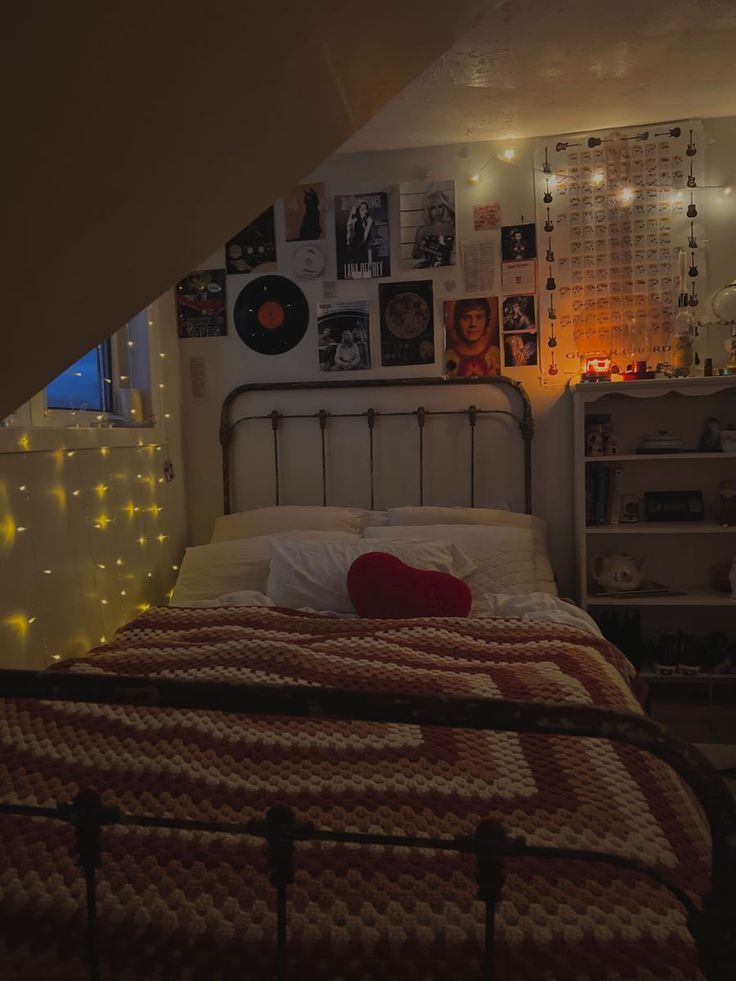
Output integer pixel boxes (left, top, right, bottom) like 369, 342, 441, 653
592, 551, 644, 591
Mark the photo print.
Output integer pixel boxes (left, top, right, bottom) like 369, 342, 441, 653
284, 183, 326, 242
334, 192, 391, 280
501, 222, 537, 262
176, 269, 227, 338
226, 207, 277, 274
379, 280, 434, 367
400, 180, 456, 268
443, 297, 500, 377
317, 301, 371, 372
502, 294, 536, 332
503, 332, 538, 367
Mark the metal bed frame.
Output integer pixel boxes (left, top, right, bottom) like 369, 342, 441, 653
0, 376, 734, 980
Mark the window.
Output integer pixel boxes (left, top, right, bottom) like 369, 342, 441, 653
45, 341, 113, 413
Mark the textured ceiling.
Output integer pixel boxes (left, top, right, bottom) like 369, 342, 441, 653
341, 0, 736, 151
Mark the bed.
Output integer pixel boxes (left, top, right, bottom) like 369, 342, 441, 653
0, 377, 734, 981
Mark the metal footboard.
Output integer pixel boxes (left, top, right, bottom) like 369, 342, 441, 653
0, 670, 734, 980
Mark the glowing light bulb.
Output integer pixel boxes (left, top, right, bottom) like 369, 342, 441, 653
17, 526, 27, 533
116, 558, 124, 566
620, 187, 635, 203
97, 563, 106, 570
72, 489, 81, 497
42, 569, 52, 575
158, 383, 165, 390
18, 434, 30, 451
156, 534, 167, 543
164, 413, 171, 420
138, 536, 147, 545
159, 352, 166, 358
592, 171, 605, 185
73, 371, 82, 377
66, 450, 76, 458
18, 484, 26, 492
28, 616, 37, 625
52, 654, 61, 662
172, 565, 179, 571
500, 147, 516, 162
95, 483, 109, 498
469, 174, 480, 184
724, 186, 733, 195
147, 571, 153, 578
137, 603, 150, 613
120, 589, 127, 596
95, 514, 112, 530
100, 598, 108, 605
127, 340, 135, 348
100, 636, 106, 643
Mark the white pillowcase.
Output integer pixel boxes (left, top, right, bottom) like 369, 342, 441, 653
363, 524, 536, 610
170, 531, 359, 605
211, 506, 388, 543
386, 506, 556, 595
266, 538, 476, 614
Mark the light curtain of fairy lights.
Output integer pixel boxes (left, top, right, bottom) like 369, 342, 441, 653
0, 312, 180, 667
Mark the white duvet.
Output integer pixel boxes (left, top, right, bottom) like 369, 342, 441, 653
177, 590, 602, 638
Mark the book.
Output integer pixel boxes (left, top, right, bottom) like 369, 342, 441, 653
608, 467, 623, 524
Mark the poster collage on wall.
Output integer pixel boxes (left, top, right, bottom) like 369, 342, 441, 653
175, 176, 541, 377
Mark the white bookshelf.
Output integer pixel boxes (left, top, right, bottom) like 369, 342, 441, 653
570, 376, 736, 612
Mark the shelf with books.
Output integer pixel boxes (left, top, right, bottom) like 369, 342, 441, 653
586, 522, 736, 534
588, 586, 736, 606
584, 452, 736, 462
572, 379, 736, 647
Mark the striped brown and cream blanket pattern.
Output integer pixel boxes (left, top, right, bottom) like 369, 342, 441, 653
0, 607, 709, 979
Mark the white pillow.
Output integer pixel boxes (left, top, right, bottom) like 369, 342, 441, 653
266, 538, 476, 614
363, 524, 536, 610
386, 506, 556, 595
211, 506, 388, 543
170, 531, 359, 605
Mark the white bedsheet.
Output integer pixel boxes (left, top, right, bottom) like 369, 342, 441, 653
174, 590, 601, 637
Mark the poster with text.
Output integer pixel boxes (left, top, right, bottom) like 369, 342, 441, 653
176, 269, 227, 338
334, 192, 391, 280
400, 180, 456, 268
444, 297, 500, 377
225, 207, 277, 274
379, 280, 434, 366
284, 183, 326, 241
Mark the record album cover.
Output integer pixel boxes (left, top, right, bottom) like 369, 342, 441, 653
501, 222, 537, 262
443, 297, 500, 377
284, 183, 326, 242
176, 269, 227, 338
226, 207, 277, 274
334, 192, 391, 280
317, 301, 371, 372
400, 180, 456, 269
502, 294, 536, 332
379, 280, 434, 367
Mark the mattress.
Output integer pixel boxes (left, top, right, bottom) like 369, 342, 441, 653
0, 607, 710, 980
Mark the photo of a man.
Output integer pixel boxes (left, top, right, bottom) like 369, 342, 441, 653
444, 297, 500, 377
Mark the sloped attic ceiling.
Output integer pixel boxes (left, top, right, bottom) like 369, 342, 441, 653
0, 0, 486, 419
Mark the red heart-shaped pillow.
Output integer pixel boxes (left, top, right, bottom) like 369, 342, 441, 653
347, 551, 472, 619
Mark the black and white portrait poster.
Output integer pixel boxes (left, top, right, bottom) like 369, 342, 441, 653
400, 180, 456, 269
176, 269, 227, 338
501, 222, 537, 262
317, 301, 371, 372
334, 192, 391, 280
284, 183, 326, 242
502, 294, 537, 332
379, 280, 435, 367
225, 207, 277, 274
443, 297, 500, 377
503, 332, 538, 367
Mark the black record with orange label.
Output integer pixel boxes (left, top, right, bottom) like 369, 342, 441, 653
233, 275, 309, 355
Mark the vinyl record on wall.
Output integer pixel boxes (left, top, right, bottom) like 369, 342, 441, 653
233, 275, 309, 355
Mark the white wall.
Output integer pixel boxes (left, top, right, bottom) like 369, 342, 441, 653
175, 117, 736, 598
0, 299, 189, 669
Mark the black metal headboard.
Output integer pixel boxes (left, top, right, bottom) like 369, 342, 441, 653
219, 376, 534, 516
